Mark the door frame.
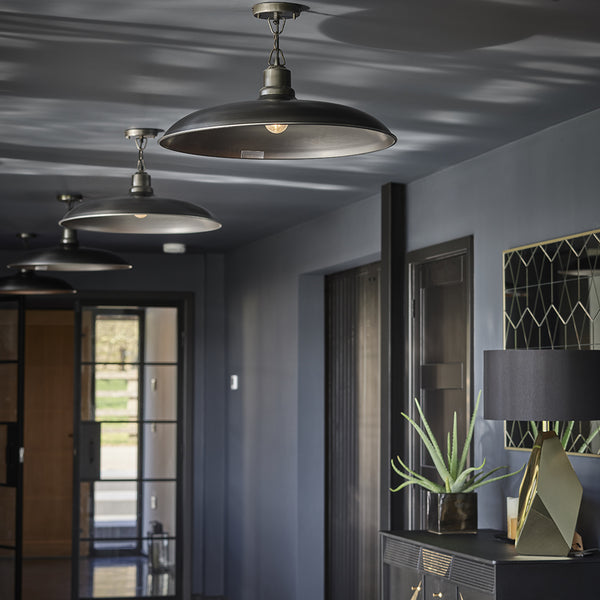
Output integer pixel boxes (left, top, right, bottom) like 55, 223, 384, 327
71, 291, 194, 600
0, 297, 25, 600
406, 236, 473, 529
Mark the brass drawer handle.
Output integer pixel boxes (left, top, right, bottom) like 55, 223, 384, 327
433, 594, 443, 598
410, 581, 422, 599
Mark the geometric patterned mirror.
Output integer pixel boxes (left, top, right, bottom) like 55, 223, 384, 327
503, 228, 600, 455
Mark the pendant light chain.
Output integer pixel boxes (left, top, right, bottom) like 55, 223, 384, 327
135, 134, 149, 174
267, 14, 287, 67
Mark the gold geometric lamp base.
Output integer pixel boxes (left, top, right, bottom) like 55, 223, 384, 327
515, 431, 582, 556
483, 350, 600, 557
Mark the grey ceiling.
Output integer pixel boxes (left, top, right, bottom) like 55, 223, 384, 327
2, 0, 600, 254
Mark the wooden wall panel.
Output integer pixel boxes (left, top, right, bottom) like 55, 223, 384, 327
23, 310, 74, 557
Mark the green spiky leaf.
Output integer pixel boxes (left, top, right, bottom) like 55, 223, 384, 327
390, 390, 524, 494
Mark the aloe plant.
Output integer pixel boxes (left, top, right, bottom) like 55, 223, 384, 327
391, 391, 523, 494
529, 419, 600, 454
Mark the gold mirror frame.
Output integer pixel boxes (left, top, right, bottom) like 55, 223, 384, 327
503, 228, 600, 456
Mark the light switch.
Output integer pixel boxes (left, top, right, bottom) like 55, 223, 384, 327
230, 374, 239, 390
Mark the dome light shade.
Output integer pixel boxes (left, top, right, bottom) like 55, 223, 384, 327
59, 129, 222, 234
8, 232, 132, 271
9, 196, 133, 271
159, 97, 397, 160
0, 269, 76, 295
59, 192, 221, 234
159, 3, 396, 160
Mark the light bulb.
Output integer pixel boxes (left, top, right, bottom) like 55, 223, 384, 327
265, 123, 288, 134
134, 214, 148, 219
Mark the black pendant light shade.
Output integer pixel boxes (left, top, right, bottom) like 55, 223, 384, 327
59, 129, 222, 234
8, 228, 131, 271
59, 193, 220, 234
159, 97, 396, 160
0, 269, 76, 295
8, 196, 132, 271
159, 3, 396, 160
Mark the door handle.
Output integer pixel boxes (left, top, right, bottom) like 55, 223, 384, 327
410, 580, 422, 599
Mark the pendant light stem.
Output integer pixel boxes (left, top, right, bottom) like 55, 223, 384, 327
135, 135, 149, 174
124, 129, 163, 196
267, 15, 286, 67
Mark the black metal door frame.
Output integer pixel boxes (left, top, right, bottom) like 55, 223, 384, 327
406, 236, 473, 529
71, 292, 193, 600
0, 297, 25, 600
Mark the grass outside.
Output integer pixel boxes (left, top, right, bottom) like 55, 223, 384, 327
96, 376, 137, 443
101, 431, 138, 446
97, 396, 129, 411
96, 378, 128, 392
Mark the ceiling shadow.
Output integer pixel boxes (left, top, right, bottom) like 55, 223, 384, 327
318, 0, 600, 53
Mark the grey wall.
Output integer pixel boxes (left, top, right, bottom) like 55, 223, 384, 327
0, 251, 227, 599
406, 107, 600, 540
223, 106, 600, 600
6, 104, 600, 600
225, 197, 381, 600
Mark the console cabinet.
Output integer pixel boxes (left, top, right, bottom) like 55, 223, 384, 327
381, 530, 600, 599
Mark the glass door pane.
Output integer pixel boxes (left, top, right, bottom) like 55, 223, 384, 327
76, 306, 179, 599
0, 300, 24, 600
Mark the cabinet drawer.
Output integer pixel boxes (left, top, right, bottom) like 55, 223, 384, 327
388, 564, 423, 599
424, 574, 456, 600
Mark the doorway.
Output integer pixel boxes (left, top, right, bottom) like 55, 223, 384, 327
407, 237, 473, 529
0, 295, 191, 600
325, 262, 381, 600
75, 303, 184, 599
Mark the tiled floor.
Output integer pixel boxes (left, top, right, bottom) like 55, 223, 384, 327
2, 556, 175, 599
79, 556, 175, 598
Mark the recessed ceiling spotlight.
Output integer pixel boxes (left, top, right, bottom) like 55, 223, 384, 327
163, 243, 186, 254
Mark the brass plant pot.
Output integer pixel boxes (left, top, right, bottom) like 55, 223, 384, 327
427, 491, 477, 534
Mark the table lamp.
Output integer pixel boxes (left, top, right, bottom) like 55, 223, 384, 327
483, 349, 600, 556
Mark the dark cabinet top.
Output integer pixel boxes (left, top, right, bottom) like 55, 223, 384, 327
381, 529, 600, 565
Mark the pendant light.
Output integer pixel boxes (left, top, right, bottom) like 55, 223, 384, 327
8, 195, 132, 272
0, 269, 76, 295
159, 3, 396, 159
59, 129, 222, 234
0, 233, 77, 295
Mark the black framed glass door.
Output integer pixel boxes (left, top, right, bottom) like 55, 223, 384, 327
73, 303, 182, 599
0, 299, 24, 600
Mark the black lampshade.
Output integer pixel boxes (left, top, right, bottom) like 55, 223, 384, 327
483, 349, 600, 421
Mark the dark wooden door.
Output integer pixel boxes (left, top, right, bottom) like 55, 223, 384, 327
326, 262, 381, 600
0, 299, 25, 600
407, 237, 473, 529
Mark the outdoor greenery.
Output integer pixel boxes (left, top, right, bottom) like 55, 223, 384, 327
96, 378, 128, 391
391, 392, 524, 494
95, 316, 139, 364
